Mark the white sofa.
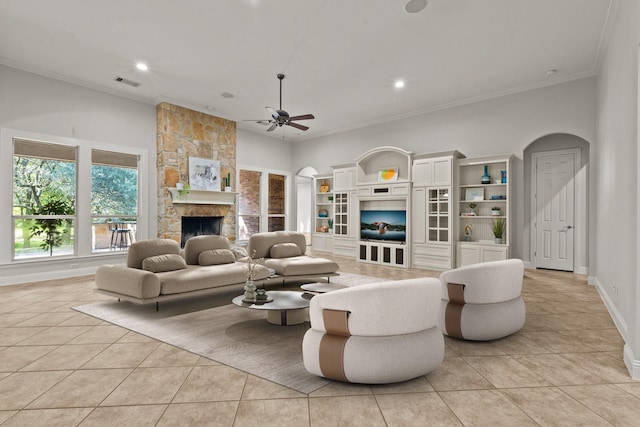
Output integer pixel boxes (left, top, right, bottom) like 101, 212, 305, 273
246, 231, 340, 280
302, 278, 444, 384
95, 235, 271, 309
438, 258, 526, 341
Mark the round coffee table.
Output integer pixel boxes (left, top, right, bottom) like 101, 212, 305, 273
232, 291, 310, 325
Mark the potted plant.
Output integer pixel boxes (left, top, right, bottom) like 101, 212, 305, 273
492, 218, 506, 244
178, 183, 191, 199
491, 206, 501, 216
468, 203, 477, 215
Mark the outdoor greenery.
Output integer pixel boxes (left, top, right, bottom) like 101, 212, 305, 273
13, 155, 138, 257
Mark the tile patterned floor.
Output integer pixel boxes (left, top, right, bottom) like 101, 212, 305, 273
0, 256, 636, 426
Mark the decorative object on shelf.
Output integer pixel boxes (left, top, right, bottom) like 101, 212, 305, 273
243, 280, 257, 302
378, 166, 399, 182
463, 224, 473, 242
176, 182, 184, 189
465, 187, 484, 201
318, 208, 329, 218
491, 207, 501, 216
255, 288, 268, 301
319, 180, 330, 193
468, 203, 477, 215
481, 165, 491, 184
243, 250, 264, 301
492, 218, 505, 244
223, 172, 231, 191
177, 183, 191, 199
490, 195, 506, 200
328, 195, 333, 201
189, 157, 220, 191
501, 170, 507, 183
316, 225, 329, 232
328, 218, 333, 233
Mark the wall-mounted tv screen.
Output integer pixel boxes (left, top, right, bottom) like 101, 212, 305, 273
360, 210, 407, 243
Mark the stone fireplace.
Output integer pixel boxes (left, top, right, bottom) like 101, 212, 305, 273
156, 102, 237, 243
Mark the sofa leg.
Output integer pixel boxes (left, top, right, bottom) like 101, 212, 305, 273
156, 302, 159, 312
118, 298, 120, 302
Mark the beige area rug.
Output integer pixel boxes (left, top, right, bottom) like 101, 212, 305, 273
73, 272, 383, 394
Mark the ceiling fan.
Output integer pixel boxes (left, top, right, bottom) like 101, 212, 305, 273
246, 74, 315, 132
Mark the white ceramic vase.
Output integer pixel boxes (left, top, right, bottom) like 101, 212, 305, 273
244, 280, 256, 300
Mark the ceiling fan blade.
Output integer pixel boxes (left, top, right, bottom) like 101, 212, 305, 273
266, 123, 277, 132
288, 122, 309, 131
243, 119, 271, 123
288, 114, 315, 121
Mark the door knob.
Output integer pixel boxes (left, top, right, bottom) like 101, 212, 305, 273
566, 225, 573, 230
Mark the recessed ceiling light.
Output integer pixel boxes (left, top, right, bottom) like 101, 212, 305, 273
545, 69, 558, 76
394, 80, 406, 89
405, 0, 428, 14
135, 62, 148, 71
221, 92, 234, 99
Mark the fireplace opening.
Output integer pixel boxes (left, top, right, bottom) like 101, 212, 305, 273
181, 216, 223, 248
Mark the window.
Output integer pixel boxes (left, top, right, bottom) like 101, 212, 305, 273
238, 168, 289, 240
12, 139, 77, 259
3, 129, 147, 264
91, 149, 139, 252
238, 170, 261, 241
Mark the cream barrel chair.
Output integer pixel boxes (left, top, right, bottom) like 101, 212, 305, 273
302, 278, 444, 384
438, 259, 525, 341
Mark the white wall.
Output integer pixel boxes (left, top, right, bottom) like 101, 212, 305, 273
293, 77, 597, 262
594, 0, 640, 377
0, 66, 292, 284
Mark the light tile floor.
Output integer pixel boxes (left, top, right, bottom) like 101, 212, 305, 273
0, 256, 636, 426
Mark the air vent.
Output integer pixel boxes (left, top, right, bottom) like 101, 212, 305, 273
113, 76, 141, 87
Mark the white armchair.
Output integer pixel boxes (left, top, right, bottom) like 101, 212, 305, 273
438, 259, 525, 341
302, 278, 444, 384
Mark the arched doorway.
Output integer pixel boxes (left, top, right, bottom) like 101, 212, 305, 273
295, 167, 318, 247
524, 134, 590, 273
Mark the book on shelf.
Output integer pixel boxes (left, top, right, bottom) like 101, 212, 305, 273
461, 213, 476, 217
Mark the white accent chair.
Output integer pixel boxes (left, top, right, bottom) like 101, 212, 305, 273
302, 278, 444, 384
438, 259, 525, 341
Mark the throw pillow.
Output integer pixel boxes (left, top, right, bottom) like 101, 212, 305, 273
269, 242, 302, 259
199, 249, 236, 266
230, 245, 248, 260
142, 254, 187, 273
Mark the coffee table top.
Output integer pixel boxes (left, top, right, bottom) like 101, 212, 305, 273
232, 291, 310, 311
300, 282, 348, 293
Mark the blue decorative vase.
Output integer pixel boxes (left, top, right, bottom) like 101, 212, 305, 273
481, 165, 491, 184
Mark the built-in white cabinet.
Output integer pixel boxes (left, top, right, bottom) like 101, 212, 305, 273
312, 174, 333, 253
411, 151, 464, 270
332, 165, 357, 257
456, 155, 512, 267
358, 241, 407, 267
355, 147, 412, 268
333, 164, 356, 192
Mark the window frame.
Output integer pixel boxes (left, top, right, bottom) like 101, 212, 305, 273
236, 165, 291, 242
0, 128, 148, 265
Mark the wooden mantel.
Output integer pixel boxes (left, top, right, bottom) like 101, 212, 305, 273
168, 188, 237, 205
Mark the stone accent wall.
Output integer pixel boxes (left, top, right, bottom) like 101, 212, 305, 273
156, 102, 236, 243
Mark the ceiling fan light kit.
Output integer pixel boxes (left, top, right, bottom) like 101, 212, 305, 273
245, 74, 315, 132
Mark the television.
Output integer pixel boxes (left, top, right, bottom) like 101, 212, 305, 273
360, 210, 407, 243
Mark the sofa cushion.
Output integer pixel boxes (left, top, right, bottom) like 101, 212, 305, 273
264, 256, 339, 276
127, 239, 181, 269
158, 263, 271, 295
198, 249, 236, 266
270, 242, 302, 259
183, 235, 232, 265
247, 231, 307, 259
142, 254, 187, 273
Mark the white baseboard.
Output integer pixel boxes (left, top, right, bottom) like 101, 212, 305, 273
0, 267, 97, 287
624, 345, 640, 380
574, 266, 588, 275
592, 276, 628, 338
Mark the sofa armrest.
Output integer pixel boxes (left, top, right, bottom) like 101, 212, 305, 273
95, 265, 161, 299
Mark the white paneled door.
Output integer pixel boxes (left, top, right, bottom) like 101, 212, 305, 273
534, 151, 576, 271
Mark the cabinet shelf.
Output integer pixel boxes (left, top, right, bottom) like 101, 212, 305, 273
460, 215, 506, 219
460, 183, 506, 188
461, 199, 506, 203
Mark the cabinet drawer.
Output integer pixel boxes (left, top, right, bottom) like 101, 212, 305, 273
391, 183, 410, 196
413, 254, 452, 270
413, 244, 451, 257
